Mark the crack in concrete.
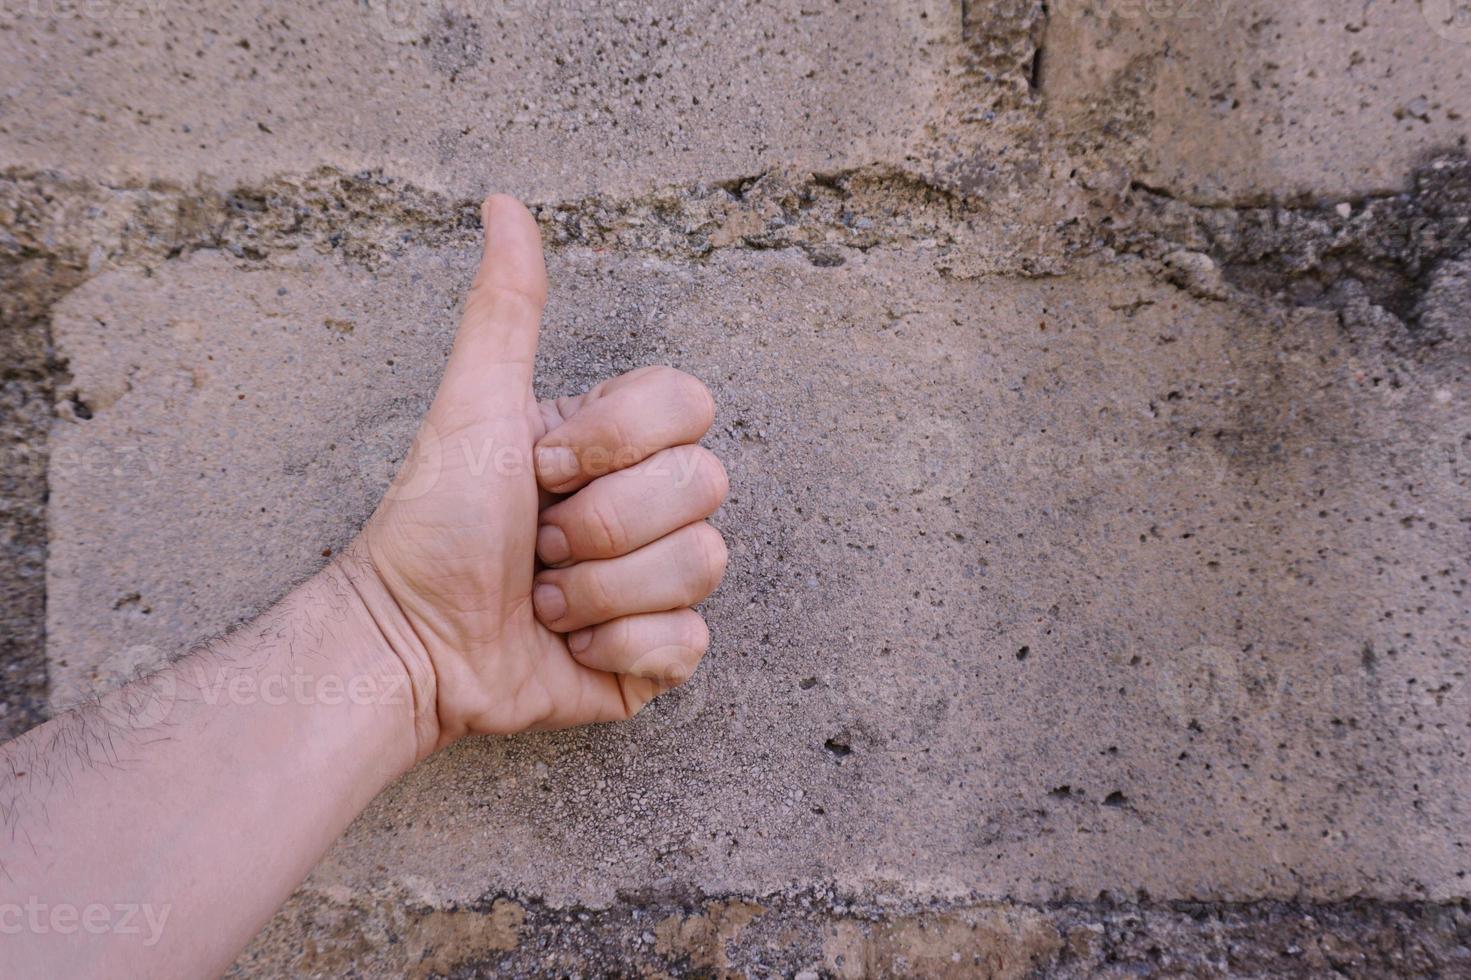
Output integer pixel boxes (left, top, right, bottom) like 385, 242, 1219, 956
0, 185, 88, 739
2, 163, 985, 273
1111, 153, 1471, 343
236, 885, 1471, 979
1028, 0, 1048, 92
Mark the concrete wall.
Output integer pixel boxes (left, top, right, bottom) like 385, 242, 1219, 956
4, 0, 1471, 974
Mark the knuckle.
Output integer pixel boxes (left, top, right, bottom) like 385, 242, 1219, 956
659, 367, 716, 430
581, 498, 627, 556
648, 364, 684, 387
573, 426, 620, 476
691, 447, 729, 507
590, 417, 634, 475
466, 281, 546, 321
688, 523, 728, 598
610, 615, 637, 653
619, 678, 654, 719
576, 565, 619, 620
645, 645, 694, 688
685, 613, 712, 656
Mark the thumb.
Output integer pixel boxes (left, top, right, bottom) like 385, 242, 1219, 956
434, 194, 546, 420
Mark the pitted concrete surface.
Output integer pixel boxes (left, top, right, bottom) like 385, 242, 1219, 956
1044, 0, 1471, 203
0, 0, 952, 199
47, 238, 1471, 908
6, 0, 1471, 973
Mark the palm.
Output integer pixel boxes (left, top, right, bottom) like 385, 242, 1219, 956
356, 196, 723, 749
366, 391, 630, 742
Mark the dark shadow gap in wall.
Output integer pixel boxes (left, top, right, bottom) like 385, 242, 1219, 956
1029, 1, 1048, 91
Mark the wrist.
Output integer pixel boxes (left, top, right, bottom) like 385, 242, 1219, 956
323, 542, 442, 766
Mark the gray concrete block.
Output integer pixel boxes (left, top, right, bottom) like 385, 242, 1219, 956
0, 0, 952, 198
1044, 0, 1471, 203
50, 241, 1471, 906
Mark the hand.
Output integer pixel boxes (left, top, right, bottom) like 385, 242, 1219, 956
0, 194, 727, 978
350, 195, 728, 758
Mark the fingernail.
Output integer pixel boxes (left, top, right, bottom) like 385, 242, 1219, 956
567, 628, 593, 654
537, 524, 571, 565
535, 446, 579, 487
533, 582, 567, 622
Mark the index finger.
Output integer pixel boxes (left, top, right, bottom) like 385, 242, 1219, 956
534, 366, 715, 494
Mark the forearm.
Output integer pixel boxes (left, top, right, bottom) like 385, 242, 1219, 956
0, 553, 421, 978
0, 197, 723, 977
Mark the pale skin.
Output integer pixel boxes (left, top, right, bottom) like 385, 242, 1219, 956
0, 196, 729, 978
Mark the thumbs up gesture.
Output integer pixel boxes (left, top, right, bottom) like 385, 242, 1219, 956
353, 196, 728, 757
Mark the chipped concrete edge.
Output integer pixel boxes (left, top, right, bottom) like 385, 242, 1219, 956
232, 884, 1471, 978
